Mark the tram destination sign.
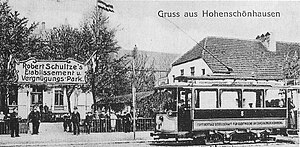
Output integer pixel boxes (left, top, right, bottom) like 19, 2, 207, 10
15, 58, 88, 84
193, 119, 286, 130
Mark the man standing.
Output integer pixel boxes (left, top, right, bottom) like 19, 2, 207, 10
84, 112, 93, 134
9, 108, 20, 137
123, 111, 132, 133
28, 106, 41, 135
71, 107, 80, 135
0, 111, 5, 134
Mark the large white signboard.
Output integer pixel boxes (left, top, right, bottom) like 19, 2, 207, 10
15, 58, 88, 84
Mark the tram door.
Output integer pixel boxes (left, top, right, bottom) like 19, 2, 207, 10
178, 88, 192, 131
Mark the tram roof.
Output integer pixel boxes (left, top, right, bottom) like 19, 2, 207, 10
155, 84, 297, 90
174, 75, 283, 81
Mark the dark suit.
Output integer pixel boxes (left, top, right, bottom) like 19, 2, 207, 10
28, 110, 41, 134
84, 114, 93, 134
71, 111, 80, 135
9, 112, 19, 137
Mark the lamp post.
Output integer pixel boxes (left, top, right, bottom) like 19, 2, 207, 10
132, 45, 137, 139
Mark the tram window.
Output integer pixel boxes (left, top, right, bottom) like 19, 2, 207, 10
242, 90, 263, 108
196, 90, 217, 108
265, 89, 286, 108
288, 90, 298, 110
162, 89, 177, 111
179, 90, 192, 109
220, 91, 239, 108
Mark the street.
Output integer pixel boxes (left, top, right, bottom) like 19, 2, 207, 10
0, 123, 298, 147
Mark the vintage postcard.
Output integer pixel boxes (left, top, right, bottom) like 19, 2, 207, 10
0, 0, 299, 146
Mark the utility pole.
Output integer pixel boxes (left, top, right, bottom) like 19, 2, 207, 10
132, 45, 137, 140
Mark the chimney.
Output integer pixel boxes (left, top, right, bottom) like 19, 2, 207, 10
256, 32, 276, 52
41, 22, 45, 30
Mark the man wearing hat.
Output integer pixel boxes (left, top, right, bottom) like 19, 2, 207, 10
9, 108, 20, 137
71, 106, 80, 135
84, 112, 93, 134
28, 106, 41, 135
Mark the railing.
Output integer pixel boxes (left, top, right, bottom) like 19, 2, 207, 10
0, 118, 155, 134
0, 120, 28, 135
78, 118, 155, 133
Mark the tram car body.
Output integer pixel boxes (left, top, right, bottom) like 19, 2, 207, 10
150, 77, 298, 143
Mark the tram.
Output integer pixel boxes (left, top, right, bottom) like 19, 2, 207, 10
150, 76, 299, 144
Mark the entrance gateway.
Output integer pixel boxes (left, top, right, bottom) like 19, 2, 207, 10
11, 58, 92, 120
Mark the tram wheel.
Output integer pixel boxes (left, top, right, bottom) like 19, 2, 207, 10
193, 137, 207, 145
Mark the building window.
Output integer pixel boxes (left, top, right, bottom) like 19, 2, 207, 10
190, 67, 195, 76
180, 69, 184, 76
172, 75, 175, 83
202, 69, 206, 75
31, 86, 43, 105
54, 90, 64, 106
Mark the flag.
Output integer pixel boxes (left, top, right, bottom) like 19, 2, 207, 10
97, 0, 114, 13
91, 54, 96, 71
7, 54, 13, 69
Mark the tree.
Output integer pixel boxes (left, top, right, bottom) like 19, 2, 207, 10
82, 8, 123, 105
38, 8, 123, 112
283, 50, 300, 85
0, 2, 38, 112
132, 47, 156, 92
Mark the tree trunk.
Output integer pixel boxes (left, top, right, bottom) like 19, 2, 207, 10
66, 85, 76, 113
0, 86, 8, 113
67, 95, 71, 113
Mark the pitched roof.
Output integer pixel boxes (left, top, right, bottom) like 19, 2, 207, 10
96, 91, 154, 104
172, 36, 300, 79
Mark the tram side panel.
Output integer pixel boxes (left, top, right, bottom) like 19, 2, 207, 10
192, 109, 288, 131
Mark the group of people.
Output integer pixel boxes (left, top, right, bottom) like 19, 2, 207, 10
62, 106, 84, 135
94, 110, 133, 133
62, 107, 133, 135
1, 106, 135, 137
0, 108, 21, 137
0, 106, 42, 137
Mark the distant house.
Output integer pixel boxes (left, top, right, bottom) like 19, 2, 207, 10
117, 49, 179, 86
168, 32, 300, 84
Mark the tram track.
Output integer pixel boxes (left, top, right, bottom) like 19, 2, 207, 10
149, 139, 297, 146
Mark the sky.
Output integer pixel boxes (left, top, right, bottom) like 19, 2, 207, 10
7, 0, 300, 54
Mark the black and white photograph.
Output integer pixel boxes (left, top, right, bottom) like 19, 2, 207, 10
0, 0, 299, 146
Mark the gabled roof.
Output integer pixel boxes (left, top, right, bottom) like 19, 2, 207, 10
172, 36, 300, 79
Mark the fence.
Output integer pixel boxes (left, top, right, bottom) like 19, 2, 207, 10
79, 118, 155, 133
0, 120, 28, 135
0, 118, 155, 134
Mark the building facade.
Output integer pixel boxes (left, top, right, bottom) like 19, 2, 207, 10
10, 85, 93, 119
